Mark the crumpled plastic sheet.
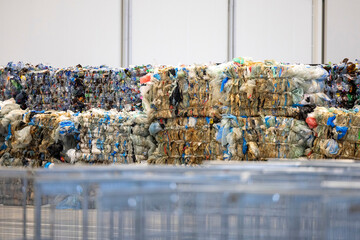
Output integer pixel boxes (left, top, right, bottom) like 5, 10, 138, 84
147, 117, 222, 165
0, 62, 151, 111
308, 106, 360, 159
214, 115, 314, 160
77, 109, 155, 164
323, 58, 360, 109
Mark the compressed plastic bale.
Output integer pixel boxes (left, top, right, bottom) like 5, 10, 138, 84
323, 59, 359, 108
75, 109, 153, 164
0, 62, 152, 111
308, 106, 360, 159
148, 116, 218, 164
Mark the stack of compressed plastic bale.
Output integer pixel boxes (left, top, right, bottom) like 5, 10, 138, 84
323, 59, 360, 109
143, 59, 328, 164
0, 62, 151, 112
209, 59, 327, 161
77, 109, 154, 164
143, 65, 223, 164
307, 106, 360, 159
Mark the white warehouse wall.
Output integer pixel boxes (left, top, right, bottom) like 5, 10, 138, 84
131, 0, 228, 66
0, 0, 359, 67
325, 0, 360, 63
0, 0, 121, 68
235, 0, 313, 64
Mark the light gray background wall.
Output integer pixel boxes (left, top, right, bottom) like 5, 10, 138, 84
132, 0, 228, 66
235, 0, 313, 64
325, 0, 360, 63
0, 0, 358, 67
0, 0, 121, 67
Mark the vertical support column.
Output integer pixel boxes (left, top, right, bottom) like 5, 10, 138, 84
122, 0, 132, 67
82, 184, 89, 240
34, 183, 41, 240
22, 177, 28, 240
312, 0, 324, 64
322, 0, 326, 63
227, 0, 235, 61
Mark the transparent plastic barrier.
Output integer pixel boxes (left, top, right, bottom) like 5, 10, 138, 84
97, 180, 360, 240
3, 162, 360, 239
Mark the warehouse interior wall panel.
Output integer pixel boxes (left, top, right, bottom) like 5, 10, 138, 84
325, 0, 360, 63
235, 0, 313, 63
131, 0, 228, 66
0, 0, 122, 68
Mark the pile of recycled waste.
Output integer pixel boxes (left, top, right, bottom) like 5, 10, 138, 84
0, 62, 151, 112
1, 58, 360, 166
307, 106, 360, 159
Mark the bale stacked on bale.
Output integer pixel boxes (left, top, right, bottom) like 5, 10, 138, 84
307, 107, 360, 159
210, 59, 329, 117
142, 59, 325, 164
142, 65, 225, 164
209, 59, 325, 161
0, 62, 151, 111
142, 65, 221, 120
83, 65, 151, 111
